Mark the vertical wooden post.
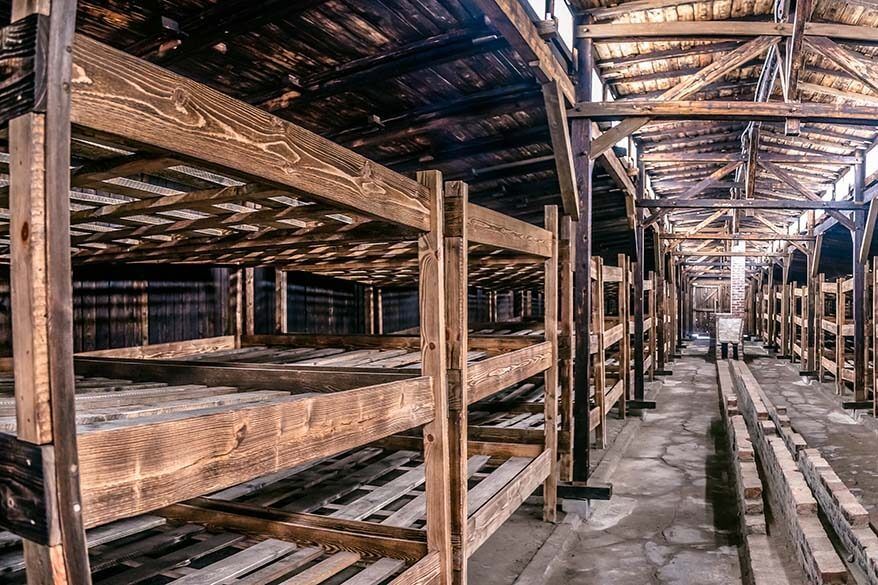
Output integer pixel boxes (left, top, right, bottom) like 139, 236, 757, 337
766, 266, 775, 347
836, 279, 845, 395
275, 269, 287, 334
633, 160, 646, 401
365, 286, 376, 335
780, 256, 790, 358
618, 253, 630, 418
817, 274, 825, 381
873, 258, 878, 416
443, 180, 468, 583
139, 280, 149, 346
244, 267, 255, 337
669, 256, 678, 359
853, 159, 867, 401
593, 257, 606, 448
10, 0, 91, 582
654, 235, 666, 372
376, 288, 384, 334
558, 216, 575, 482
543, 205, 559, 522
417, 171, 452, 585
571, 10, 593, 482
648, 271, 657, 380
229, 267, 243, 346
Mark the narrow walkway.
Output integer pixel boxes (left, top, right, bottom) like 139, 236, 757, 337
747, 347, 878, 523
546, 342, 742, 585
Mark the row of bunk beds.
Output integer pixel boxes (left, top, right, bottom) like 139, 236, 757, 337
756, 261, 876, 414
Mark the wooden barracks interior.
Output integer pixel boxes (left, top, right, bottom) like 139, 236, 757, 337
7, 0, 878, 583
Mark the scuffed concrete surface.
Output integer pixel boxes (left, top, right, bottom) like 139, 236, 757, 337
746, 346, 878, 525
544, 344, 743, 585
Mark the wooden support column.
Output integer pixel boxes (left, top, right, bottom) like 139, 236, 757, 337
559, 216, 575, 482
619, 253, 631, 416
853, 160, 867, 401
543, 205, 559, 522
817, 273, 825, 381
571, 10, 593, 481
633, 161, 646, 401
417, 171, 453, 585
780, 256, 791, 358
836, 279, 845, 395
139, 280, 149, 346
669, 256, 678, 359
229, 267, 243, 346
365, 286, 376, 335
767, 265, 775, 348
648, 271, 657, 380
10, 0, 91, 582
443, 180, 468, 583
376, 288, 384, 334
275, 269, 287, 334
873, 258, 878, 416
654, 234, 667, 373
244, 267, 255, 336
592, 257, 606, 448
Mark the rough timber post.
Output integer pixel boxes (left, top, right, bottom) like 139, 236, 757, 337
559, 216, 575, 482
275, 269, 287, 334
853, 160, 867, 402
780, 255, 791, 358
618, 252, 630, 417
417, 171, 453, 585
837, 278, 845, 395
443, 180, 469, 583
10, 0, 91, 582
654, 233, 667, 373
543, 205, 559, 522
633, 160, 646, 401
571, 10, 593, 481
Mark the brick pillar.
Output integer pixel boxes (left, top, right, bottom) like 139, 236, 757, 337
730, 242, 746, 317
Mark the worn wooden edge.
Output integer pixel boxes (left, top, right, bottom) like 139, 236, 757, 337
467, 204, 552, 258
467, 341, 553, 404
76, 335, 236, 358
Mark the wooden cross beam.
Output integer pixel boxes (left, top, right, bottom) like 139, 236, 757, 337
806, 36, 878, 96
642, 161, 742, 228
576, 21, 878, 43
752, 212, 810, 256
637, 199, 862, 210
570, 100, 878, 126
758, 159, 856, 230
785, 0, 813, 102
589, 36, 779, 159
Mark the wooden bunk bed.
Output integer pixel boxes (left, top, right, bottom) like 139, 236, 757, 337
68, 196, 562, 585
790, 284, 808, 367
0, 22, 467, 585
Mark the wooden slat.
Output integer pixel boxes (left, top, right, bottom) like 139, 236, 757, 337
78, 336, 236, 359
0, 432, 55, 544
77, 377, 434, 527
467, 204, 552, 258
69, 35, 430, 231
467, 341, 553, 403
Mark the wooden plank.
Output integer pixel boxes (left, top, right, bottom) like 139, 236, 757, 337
73, 357, 414, 393
170, 539, 296, 585
164, 498, 428, 562
416, 171, 452, 585
76, 377, 435, 527
0, 432, 55, 545
341, 558, 405, 585
278, 551, 361, 585
69, 35, 430, 231
0, 14, 48, 124
243, 334, 420, 350
542, 82, 578, 219
466, 450, 552, 555
388, 552, 441, 585
78, 336, 236, 359
467, 204, 552, 258
542, 206, 559, 522
467, 341, 553, 403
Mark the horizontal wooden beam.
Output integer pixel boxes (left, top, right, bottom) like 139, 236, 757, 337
662, 234, 815, 241
467, 204, 552, 258
70, 35, 431, 231
74, 357, 414, 393
638, 199, 861, 210
577, 22, 878, 43
467, 340, 553, 404
77, 377, 435, 527
571, 100, 878, 127
641, 152, 858, 165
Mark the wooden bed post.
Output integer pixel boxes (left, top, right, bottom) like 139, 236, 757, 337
571, 10, 593, 482
654, 234, 666, 373
618, 253, 630, 418
817, 273, 825, 381
633, 159, 646, 401
229, 267, 243, 347
593, 257, 607, 448
649, 271, 657, 380
244, 267, 255, 336
9, 0, 91, 582
275, 269, 287, 334
365, 286, 376, 335
766, 266, 775, 347
417, 170, 453, 585
559, 216, 575, 482
376, 288, 384, 334
543, 205, 559, 521
780, 255, 790, 358
853, 159, 867, 402
443, 180, 469, 583
873, 257, 878, 416
836, 279, 845, 395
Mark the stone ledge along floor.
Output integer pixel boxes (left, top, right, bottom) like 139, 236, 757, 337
746, 345, 878, 526
543, 342, 745, 585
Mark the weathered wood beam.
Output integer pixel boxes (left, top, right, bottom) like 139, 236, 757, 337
759, 159, 856, 230
638, 199, 862, 209
543, 81, 579, 219
785, 0, 813, 101
590, 36, 778, 159
70, 35, 431, 231
570, 100, 878, 126
663, 233, 815, 241
806, 36, 878, 96
577, 21, 878, 43
643, 161, 742, 228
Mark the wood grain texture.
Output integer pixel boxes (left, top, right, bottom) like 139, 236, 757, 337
467, 204, 552, 258
77, 376, 434, 527
542, 206, 559, 522
0, 432, 55, 545
69, 35, 430, 231
467, 341, 553, 403
0, 13, 48, 124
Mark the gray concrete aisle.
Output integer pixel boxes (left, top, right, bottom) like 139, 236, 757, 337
544, 343, 743, 585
